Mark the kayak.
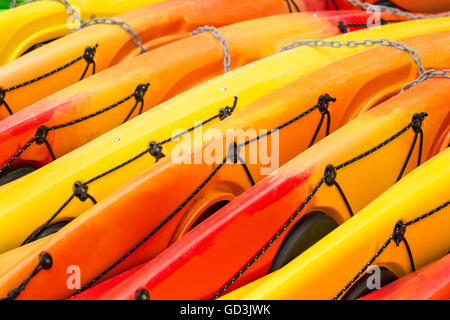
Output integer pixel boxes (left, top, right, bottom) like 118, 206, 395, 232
360, 254, 450, 300
0, 17, 446, 255
0, 0, 296, 119
222, 147, 449, 300
0, 0, 165, 66
345, 0, 450, 13
0, 10, 392, 183
69, 76, 449, 300
1, 30, 449, 299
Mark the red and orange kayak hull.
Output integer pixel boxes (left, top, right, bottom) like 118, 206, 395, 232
360, 254, 450, 300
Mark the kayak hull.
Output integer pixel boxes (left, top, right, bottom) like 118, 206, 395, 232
359, 254, 450, 300
71, 77, 450, 300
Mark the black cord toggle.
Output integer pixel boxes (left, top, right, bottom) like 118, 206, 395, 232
74, 181, 97, 204
396, 112, 427, 182
4, 252, 53, 300
219, 96, 238, 120
309, 94, 335, 147
392, 220, 416, 271
135, 288, 150, 300
337, 21, 348, 34
324, 164, 354, 217
39, 252, 53, 270
393, 220, 406, 246
7, 288, 20, 300
411, 112, 427, 133
35, 126, 49, 145
73, 182, 89, 202
149, 141, 165, 162
83, 45, 97, 64
34, 126, 56, 160
219, 106, 233, 120
318, 94, 336, 114
379, 18, 389, 26
80, 45, 98, 80
134, 83, 150, 103
123, 83, 151, 123
324, 165, 337, 186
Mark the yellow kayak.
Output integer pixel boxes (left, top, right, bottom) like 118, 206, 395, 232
222, 148, 450, 300
0, 18, 448, 255
0, 0, 163, 66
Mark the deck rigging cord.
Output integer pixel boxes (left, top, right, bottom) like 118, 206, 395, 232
0, 82, 150, 176
70, 94, 336, 296
0, 44, 98, 116
0, 253, 53, 300
5, 32, 448, 299
284, 0, 300, 13
337, 18, 400, 34
334, 201, 449, 299
212, 109, 429, 298
2, 92, 336, 299
326, 0, 339, 10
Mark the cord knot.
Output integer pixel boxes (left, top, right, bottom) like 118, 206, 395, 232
219, 106, 233, 120
73, 181, 89, 202
219, 96, 238, 120
134, 83, 150, 102
337, 21, 348, 33
83, 45, 97, 64
318, 94, 336, 114
39, 252, 53, 270
393, 220, 406, 247
7, 288, 20, 300
135, 288, 150, 300
35, 126, 49, 145
149, 141, 165, 162
324, 165, 337, 186
411, 112, 427, 133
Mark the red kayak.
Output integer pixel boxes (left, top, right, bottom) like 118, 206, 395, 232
360, 254, 450, 300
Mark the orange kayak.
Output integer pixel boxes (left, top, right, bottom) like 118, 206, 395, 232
360, 254, 450, 300
0, 10, 388, 184
70, 76, 450, 300
0, 0, 303, 120
0, 30, 448, 300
